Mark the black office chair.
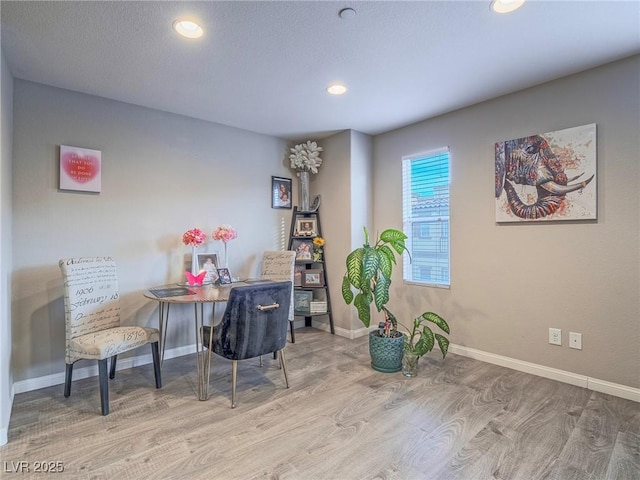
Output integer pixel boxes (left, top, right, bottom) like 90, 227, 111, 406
202, 281, 292, 408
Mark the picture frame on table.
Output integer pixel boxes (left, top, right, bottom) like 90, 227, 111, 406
301, 268, 324, 287
272, 176, 292, 209
292, 239, 313, 261
294, 290, 313, 312
196, 253, 220, 284
217, 267, 232, 285
294, 217, 317, 237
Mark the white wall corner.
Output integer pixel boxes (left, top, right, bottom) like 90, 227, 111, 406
0, 383, 14, 446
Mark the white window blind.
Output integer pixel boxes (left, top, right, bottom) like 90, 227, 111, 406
402, 149, 450, 287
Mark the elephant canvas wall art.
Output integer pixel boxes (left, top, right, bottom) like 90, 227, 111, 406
495, 124, 596, 222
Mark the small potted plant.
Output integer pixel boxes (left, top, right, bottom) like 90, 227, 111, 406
342, 226, 450, 374
399, 312, 450, 377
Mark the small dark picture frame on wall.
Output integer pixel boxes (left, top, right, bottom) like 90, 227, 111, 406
272, 176, 292, 209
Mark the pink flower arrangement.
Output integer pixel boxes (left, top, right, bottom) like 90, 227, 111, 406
212, 224, 238, 243
182, 228, 207, 247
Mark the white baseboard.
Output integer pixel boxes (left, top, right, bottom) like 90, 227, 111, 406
12, 338, 639, 404
308, 321, 365, 339
13, 345, 194, 395
449, 344, 640, 403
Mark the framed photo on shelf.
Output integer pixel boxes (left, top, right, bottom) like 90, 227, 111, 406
272, 176, 292, 209
217, 267, 232, 285
294, 290, 313, 312
301, 268, 324, 287
294, 217, 317, 237
292, 239, 314, 261
294, 265, 305, 286
196, 253, 219, 284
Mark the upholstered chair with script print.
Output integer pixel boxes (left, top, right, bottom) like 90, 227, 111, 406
260, 250, 296, 342
59, 256, 162, 415
202, 281, 292, 408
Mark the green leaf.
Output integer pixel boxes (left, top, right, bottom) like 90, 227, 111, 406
390, 239, 407, 256
415, 326, 435, 356
341, 275, 353, 305
354, 293, 371, 327
346, 248, 364, 287
421, 312, 450, 334
378, 244, 396, 273
373, 274, 390, 311
379, 229, 407, 243
362, 246, 380, 282
435, 333, 450, 358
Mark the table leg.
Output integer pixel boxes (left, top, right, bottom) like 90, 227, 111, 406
195, 303, 209, 400
193, 303, 217, 401
158, 301, 170, 365
205, 303, 216, 391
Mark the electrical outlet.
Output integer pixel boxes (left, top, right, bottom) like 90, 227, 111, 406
549, 328, 562, 346
569, 332, 582, 350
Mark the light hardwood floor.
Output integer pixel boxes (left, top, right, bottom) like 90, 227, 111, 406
1, 328, 638, 480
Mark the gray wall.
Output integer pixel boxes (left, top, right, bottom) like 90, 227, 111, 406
372, 56, 639, 388
11, 80, 291, 383
1, 50, 14, 445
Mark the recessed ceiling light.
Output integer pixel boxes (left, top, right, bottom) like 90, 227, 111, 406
491, 0, 525, 14
327, 83, 347, 95
339, 8, 357, 20
173, 19, 203, 39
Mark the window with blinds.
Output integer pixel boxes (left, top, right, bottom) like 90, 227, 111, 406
401, 148, 450, 287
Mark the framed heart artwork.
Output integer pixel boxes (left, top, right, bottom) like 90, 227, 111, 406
59, 145, 102, 193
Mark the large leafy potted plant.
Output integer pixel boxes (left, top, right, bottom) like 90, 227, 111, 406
341, 227, 406, 372
342, 227, 450, 373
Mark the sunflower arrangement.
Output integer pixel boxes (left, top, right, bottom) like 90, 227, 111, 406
312, 236, 325, 262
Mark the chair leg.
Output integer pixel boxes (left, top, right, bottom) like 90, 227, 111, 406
279, 349, 290, 389
289, 320, 295, 343
109, 355, 117, 379
64, 363, 73, 397
151, 342, 162, 388
231, 360, 238, 409
98, 359, 109, 416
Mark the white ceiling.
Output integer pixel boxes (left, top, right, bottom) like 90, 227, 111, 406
2, 1, 639, 141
